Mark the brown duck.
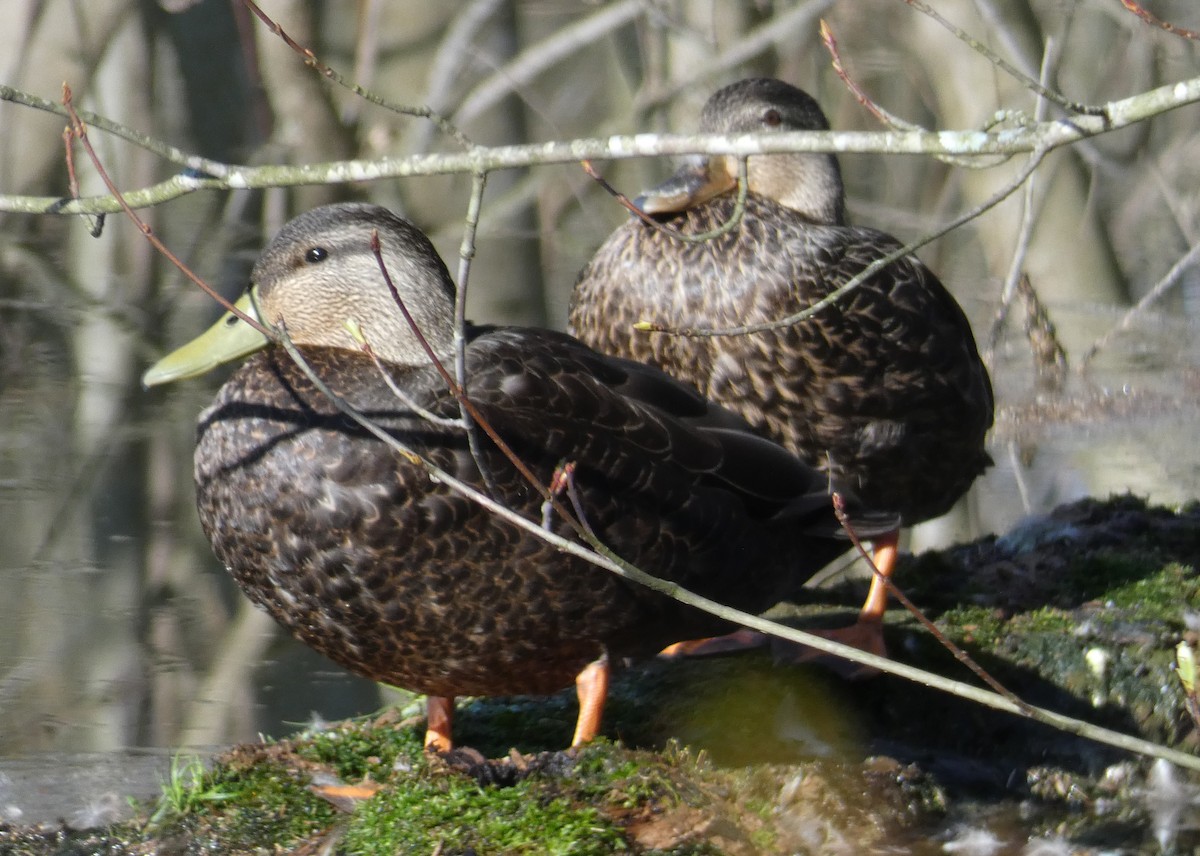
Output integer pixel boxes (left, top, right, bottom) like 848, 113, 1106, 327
570, 78, 994, 663
143, 202, 886, 749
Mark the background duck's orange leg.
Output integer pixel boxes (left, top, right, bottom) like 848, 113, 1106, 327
658, 629, 766, 658
661, 532, 900, 667
775, 528, 899, 673
571, 656, 610, 746
813, 528, 898, 658
859, 530, 899, 630
424, 695, 455, 751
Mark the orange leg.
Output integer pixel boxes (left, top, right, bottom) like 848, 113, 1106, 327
571, 656, 610, 746
659, 532, 900, 674
817, 529, 896, 655
775, 529, 899, 674
860, 530, 899, 625
658, 628, 768, 659
424, 695, 455, 752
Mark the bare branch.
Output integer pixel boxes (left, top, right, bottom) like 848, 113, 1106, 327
834, 492, 1028, 711
60, 84, 269, 337
1082, 240, 1200, 366
242, 0, 473, 150
452, 0, 644, 126
0, 82, 232, 178
6, 74, 1196, 216
634, 2, 834, 110
583, 157, 752, 244
821, 19, 918, 131
405, 0, 507, 154
986, 36, 1061, 360
903, 0, 1106, 115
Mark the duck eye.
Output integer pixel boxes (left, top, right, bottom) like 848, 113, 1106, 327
304, 246, 329, 264
763, 108, 782, 127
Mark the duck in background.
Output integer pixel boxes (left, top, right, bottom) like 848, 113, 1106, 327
570, 78, 993, 666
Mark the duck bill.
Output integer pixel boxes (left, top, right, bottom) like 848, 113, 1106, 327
142, 288, 271, 387
633, 156, 738, 216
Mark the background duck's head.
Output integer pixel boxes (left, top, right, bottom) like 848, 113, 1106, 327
637, 78, 846, 226
144, 203, 459, 386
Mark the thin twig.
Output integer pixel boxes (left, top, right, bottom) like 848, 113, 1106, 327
450, 173, 497, 495
61, 84, 269, 337
241, 0, 473, 150
347, 325, 463, 429
1081, 239, 1200, 367
0, 83, 234, 179
820, 17, 994, 170
902, 0, 1108, 116
633, 2, 834, 112
820, 19, 918, 131
1119, 0, 1200, 40
452, 0, 644, 126
367, 231, 550, 508
345, 0, 384, 125
406, 0, 506, 154
986, 36, 1060, 362
454, 173, 488, 394
61, 123, 103, 237
541, 461, 578, 531
985, 160, 1041, 361
563, 466, 598, 542
62, 125, 80, 200
580, 159, 643, 216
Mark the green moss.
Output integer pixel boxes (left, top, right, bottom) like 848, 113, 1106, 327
934, 604, 1007, 648
169, 746, 339, 849
748, 824, 778, 852
295, 715, 425, 780
340, 761, 625, 855
141, 724, 711, 854
1092, 560, 1200, 613
1011, 607, 1076, 634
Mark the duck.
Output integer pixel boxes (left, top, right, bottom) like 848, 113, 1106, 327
142, 201, 886, 750
569, 78, 994, 665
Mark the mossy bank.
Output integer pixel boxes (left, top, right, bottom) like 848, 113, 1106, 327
2, 495, 1198, 854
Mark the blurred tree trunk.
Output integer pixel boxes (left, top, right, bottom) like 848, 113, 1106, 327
904, 0, 1125, 307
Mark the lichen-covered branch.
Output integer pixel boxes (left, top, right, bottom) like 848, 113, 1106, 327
3, 74, 1198, 215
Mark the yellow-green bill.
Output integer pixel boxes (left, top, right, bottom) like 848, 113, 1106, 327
142, 288, 270, 387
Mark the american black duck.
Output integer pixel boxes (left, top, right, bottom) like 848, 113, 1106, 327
570, 78, 994, 663
143, 202, 880, 749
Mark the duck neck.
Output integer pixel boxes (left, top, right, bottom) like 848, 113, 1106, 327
748, 151, 846, 226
